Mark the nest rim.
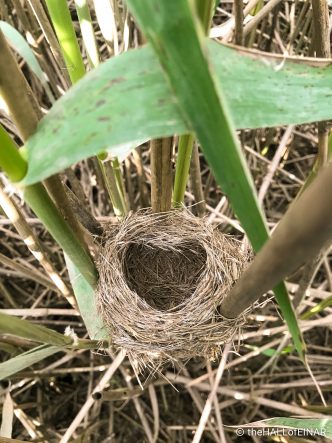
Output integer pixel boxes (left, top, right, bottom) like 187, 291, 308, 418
96, 209, 250, 368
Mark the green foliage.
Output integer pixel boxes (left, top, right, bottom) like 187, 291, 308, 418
0, 345, 61, 380
0, 312, 72, 346
66, 256, 107, 340
44, 0, 85, 84
0, 21, 46, 87
126, 0, 304, 359
22, 42, 332, 186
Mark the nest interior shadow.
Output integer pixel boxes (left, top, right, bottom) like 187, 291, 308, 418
96, 209, 250, 369
123, 241, 207, 311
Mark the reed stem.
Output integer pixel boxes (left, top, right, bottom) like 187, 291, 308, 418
44, 0, 85, 84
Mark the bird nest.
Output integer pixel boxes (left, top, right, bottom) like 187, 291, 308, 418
96, 209, 249, 369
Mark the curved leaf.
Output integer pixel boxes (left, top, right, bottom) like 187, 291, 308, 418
0, 21, 46, 85
22, 41, 332, 185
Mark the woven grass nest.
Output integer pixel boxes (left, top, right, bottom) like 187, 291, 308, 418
96, 209, 249, 369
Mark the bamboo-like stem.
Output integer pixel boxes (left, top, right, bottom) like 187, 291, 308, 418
74, 0, 100, 68
0, 127, 97, 287
220, 162, 332, 318
173, 134, 195, 207
111, 156, 128, 210
64, 185, 103, 236
311, 0, 330, 58
132, 148, 150, 208
189, 143, 206, 217
172, 0, 214, 209
195, 0, 215, 34
234, 0, 244, 45
44, 174, 95, 252
292, 0, 332, 310
150, 137, 173, 212
23, 183, 97, 287
312, 0, 330, 169
98, 158, 128, 218
93, 0, 119, 55
44, 0, 85, 85
27, 0, 71, 86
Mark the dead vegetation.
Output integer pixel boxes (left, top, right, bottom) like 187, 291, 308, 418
0, 1, 332, 442
97, 209, 248, 369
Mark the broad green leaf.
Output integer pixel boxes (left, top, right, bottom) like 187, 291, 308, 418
22, 42, 332, 186
65, 255, 107, 340
0, 312, 72, 346
0, 21, 46, 86
125, 0, 305, 359
0, 345, 61, 380
230, 418, 332, 438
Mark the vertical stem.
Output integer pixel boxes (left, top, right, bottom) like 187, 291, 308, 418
150, 138, 173, 212
111, 156, 128, 210
173, 134, 195, 207
292, 0, 332, 309
172, 0, 214, 209
190, 143, 206, 217
195, 0, 215, 33
47, 0, 126, 212
27, 0, 71, 86
132, 148, 150, 208
93, 0, 119, 55
24, 183, 97, 287
74, 0, 100, 68
234, 0, 244, 45
98, 158, 128, 218
44, 0, 85, 84
312, 0, 330, 168
312, 0, 330, 58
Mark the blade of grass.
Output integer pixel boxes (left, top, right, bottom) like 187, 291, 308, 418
125, 0, 305, 360
173, 0, 213, 208
0, 312, 72, 346
74, 0, 100, 68
0, 345, 62, 380
44, 0, 85, 84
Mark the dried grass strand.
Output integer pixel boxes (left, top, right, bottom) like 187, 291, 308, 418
96, 209, 250, 369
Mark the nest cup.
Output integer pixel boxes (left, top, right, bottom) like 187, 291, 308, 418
96, 209, 249, 369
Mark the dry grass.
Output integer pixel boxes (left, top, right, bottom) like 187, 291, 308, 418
96, 209, 249, 369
